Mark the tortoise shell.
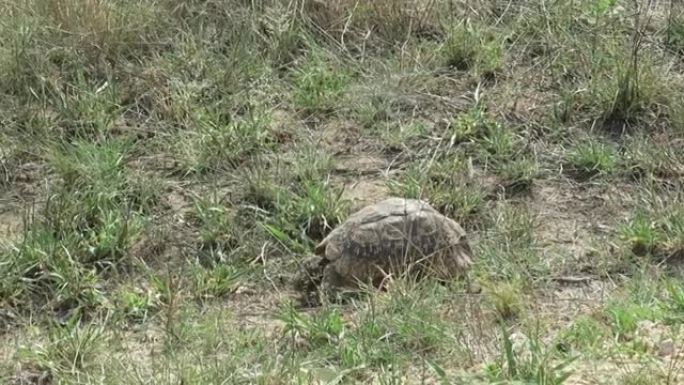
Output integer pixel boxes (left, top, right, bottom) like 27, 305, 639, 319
314, 197, 473, 289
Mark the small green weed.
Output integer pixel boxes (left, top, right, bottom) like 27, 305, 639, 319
485, 323, 576, 385
290, 180, 349, 241
237, 159, 287, 213
442, 21, 504, 77
619, 211, 660, 256
386, 163, 426, 200
354, 91, 393, 129
53, 74, 125, 141
292, 49, 351, 114
586, 45, 665, 130
622, 135, 684, 180
483, 279, 526, 321
278, 302, 345, 352
448, 106, 491, 143
607, 303, 655, 344
429, 183, 485, 226
659, 209, 684, 257
378, 282, 452, 354
292, 144, 335, 183
619, 205, 684, 260
115, 285, 157, 323
1, 139, 155, 313
477, 202, 542, 280
19, 318, 105, 375
620, 371, 658, 385
190, 193, 236, 253
387, 156, 486, 225
190, 263, 245, 301
495, 156, 539, 195
559, 316, 609, 353
662, 279, 684, 324
443, 22, 480, 71
176, 108, 273, 173
566, 138, 618, 177
477, 121, 519, 161
1, 224, 108, 314
604, 298, 661, 341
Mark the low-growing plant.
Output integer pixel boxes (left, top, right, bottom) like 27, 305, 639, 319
115, 285, 157, 323
662, 279, 684, 324
621, 135, 684, 180
292, 49, 351, 114
442, 21, 505, 78
290, 180, 349, 241
559, 316, 609, 353
1, 139, 156, 313
277, 302, 346, 353
292, 144, 335, 183
387, 157, 486, 226
190, 192, 236, 252
495, 156, 539, 195
566, 138, 618, 177
448, 104, 494, 143
52, 74, 126, 141
476, 202, 545, 280
619, 211, 661, 256
483, 279, 526, 321
2, 224, 108, 314
586, 45, 666, 130
19, 317, 105, 375
603, 277, 664, 341
604, 301, 658, 341
477, 121, 519, 161
620, 205, 684, 261
234, 157, 289, 214
666, 16, 684, 54
354, 91, 394, 129
190, 263, 245, 301
484, 323, 576, 385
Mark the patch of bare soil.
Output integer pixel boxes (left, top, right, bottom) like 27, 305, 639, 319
333, 154, 390, 210
530, 177, 635, 275
565, 325, 684, 385
538, 279, 616, 321
319, 120, 366, 155
0, 163, 44, 244
0, 209, 23, 243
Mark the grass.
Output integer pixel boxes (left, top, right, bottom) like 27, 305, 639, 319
3, 0, 684, 384
386, 155, 487, 226
292, 49, 352, 115
566, 137, 619, 178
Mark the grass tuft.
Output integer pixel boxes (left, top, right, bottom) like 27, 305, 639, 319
292, 49, 351, 115
442, 21, 505, 78
566, 137, 618, 178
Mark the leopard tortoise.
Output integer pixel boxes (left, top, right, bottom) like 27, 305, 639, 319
295, 197, 475, 299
